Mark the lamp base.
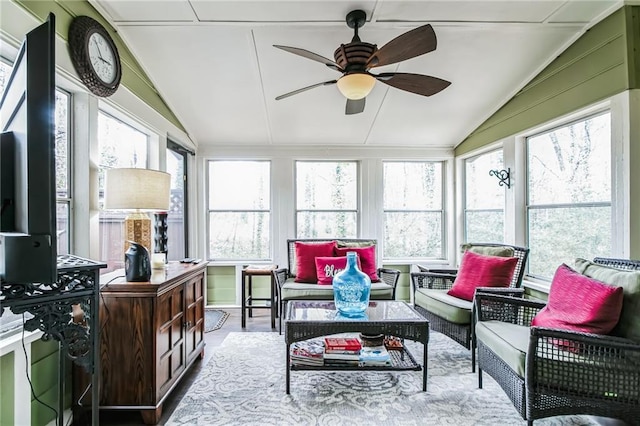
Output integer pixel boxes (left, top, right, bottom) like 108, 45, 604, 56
124, 212, 152, 255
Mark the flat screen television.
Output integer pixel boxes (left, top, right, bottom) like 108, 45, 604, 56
0, 13, 57, 285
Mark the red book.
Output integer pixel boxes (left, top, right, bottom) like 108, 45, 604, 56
324, 337, 362, 351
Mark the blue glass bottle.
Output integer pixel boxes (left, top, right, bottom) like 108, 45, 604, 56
332, 251, 372, 317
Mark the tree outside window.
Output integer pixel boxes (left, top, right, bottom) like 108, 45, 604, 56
527, 111, 611, 279
296, 161, 358, 238
208, 160, 270, 260
383, 161, 443, 258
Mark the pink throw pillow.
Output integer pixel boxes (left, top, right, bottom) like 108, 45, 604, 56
334, 246, 379, 281
532, 264, 623, 335
294, 241, 336, 283
315, 256, 362, 285
447, 251, 519, 301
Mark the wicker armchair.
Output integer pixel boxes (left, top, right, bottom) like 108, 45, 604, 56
411, 243, 529, 370
475, 257, 640, 425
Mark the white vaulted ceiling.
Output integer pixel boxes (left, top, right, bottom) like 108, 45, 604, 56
90, 0, 622, 149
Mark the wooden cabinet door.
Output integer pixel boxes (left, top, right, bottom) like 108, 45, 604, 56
184, 272, 205, 365
156, 284, 186, 397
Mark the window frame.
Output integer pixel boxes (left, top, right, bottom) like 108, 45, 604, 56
167, 140, 192, 259
206, 159, 272, 261
524, 109, 612, 280
97, 109, 150, 272
294, 160, 360, 239
382, 160, 446, 260
462, 148, 505, 244
55, 88, 72, 254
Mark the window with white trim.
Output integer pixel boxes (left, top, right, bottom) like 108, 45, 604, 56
383, 161, 444, 258
55, 89, 71, 255
97, 111, 149, 272
207, 160, 271, 260
295, 161, 358, 238
464, 150, 504, 243
526, 111, 611, 279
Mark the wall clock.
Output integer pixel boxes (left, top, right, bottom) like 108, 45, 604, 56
68, 16, 122, 97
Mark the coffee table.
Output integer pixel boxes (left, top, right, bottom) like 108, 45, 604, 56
284, 300, 429, 394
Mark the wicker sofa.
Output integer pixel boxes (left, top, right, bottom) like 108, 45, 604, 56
475, 257, 640, 425
275, 238, 401, 332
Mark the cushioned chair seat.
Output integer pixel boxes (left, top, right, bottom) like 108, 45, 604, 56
476, 320, 640, 390
475, 320, 530, 376
414, 288, 473, 324
281, 278, 394, 300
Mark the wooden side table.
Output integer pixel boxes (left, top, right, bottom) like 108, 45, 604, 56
241, 264, 278, 329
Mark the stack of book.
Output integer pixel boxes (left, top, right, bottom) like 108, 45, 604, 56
290, 338, 324, 366
359, 345, 391, 366
323, 336, 362, 367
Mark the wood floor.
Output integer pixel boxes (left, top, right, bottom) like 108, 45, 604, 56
98, 307, 275, 425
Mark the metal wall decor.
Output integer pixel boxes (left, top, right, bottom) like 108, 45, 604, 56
489, 168, 511, 188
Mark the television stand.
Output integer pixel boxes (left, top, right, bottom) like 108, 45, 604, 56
0, 254, 106, 426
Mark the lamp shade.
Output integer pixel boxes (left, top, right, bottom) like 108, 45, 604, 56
336, 73, 376, 100
104, 168, 171, 211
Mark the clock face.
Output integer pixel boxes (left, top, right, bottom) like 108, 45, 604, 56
88, 32, 117, 84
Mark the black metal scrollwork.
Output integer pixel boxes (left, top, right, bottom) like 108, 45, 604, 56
489, 168, 511, 189
0, 255, 105, 373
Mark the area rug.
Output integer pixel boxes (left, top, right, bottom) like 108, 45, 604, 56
204, 309, 229, 332
167, 332, 602, 426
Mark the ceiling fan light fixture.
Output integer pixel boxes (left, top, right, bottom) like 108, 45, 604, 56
336, 73, 376, 100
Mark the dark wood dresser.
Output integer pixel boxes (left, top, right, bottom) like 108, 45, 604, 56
97, 261, 207, 424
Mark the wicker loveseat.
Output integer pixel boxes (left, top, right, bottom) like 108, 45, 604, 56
475, 257, 640, 425
411, 243, 529, 370
275, 238, 401, 332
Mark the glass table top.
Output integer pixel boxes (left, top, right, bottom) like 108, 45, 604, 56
287, 301, 425, 322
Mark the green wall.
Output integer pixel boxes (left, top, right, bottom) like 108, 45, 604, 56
1, 352, 15, 426
207, 266, 236, 305
0, 338, 62, 426
30, 339, 60, 426
456, 6, 638, 155
14, 0, 186, 133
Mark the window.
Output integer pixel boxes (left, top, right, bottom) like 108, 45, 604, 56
383, 161, 444, 258
98, 111, 148, 272
166, 141, 190, 261
207, 160, 270, 260
55, 89, 71, 254
296, 161, 358, 238
0, 58, 11, 93
464, 150, 504, 243
526, 111, 611, 279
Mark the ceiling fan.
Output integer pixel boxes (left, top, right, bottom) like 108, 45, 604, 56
274, 10, 451, 115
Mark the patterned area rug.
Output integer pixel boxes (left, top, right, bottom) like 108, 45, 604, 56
204, 309, 229, 333
167, 332, 603, 426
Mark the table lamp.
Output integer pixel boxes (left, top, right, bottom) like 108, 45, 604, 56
104, 168, 171, 259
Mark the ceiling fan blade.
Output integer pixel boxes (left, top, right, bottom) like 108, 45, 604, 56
345, 98, 365, 115
366, 24, 437, 68
275, 80, 337, 100
375, 72, 450, 97
273, 45, 343, 72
